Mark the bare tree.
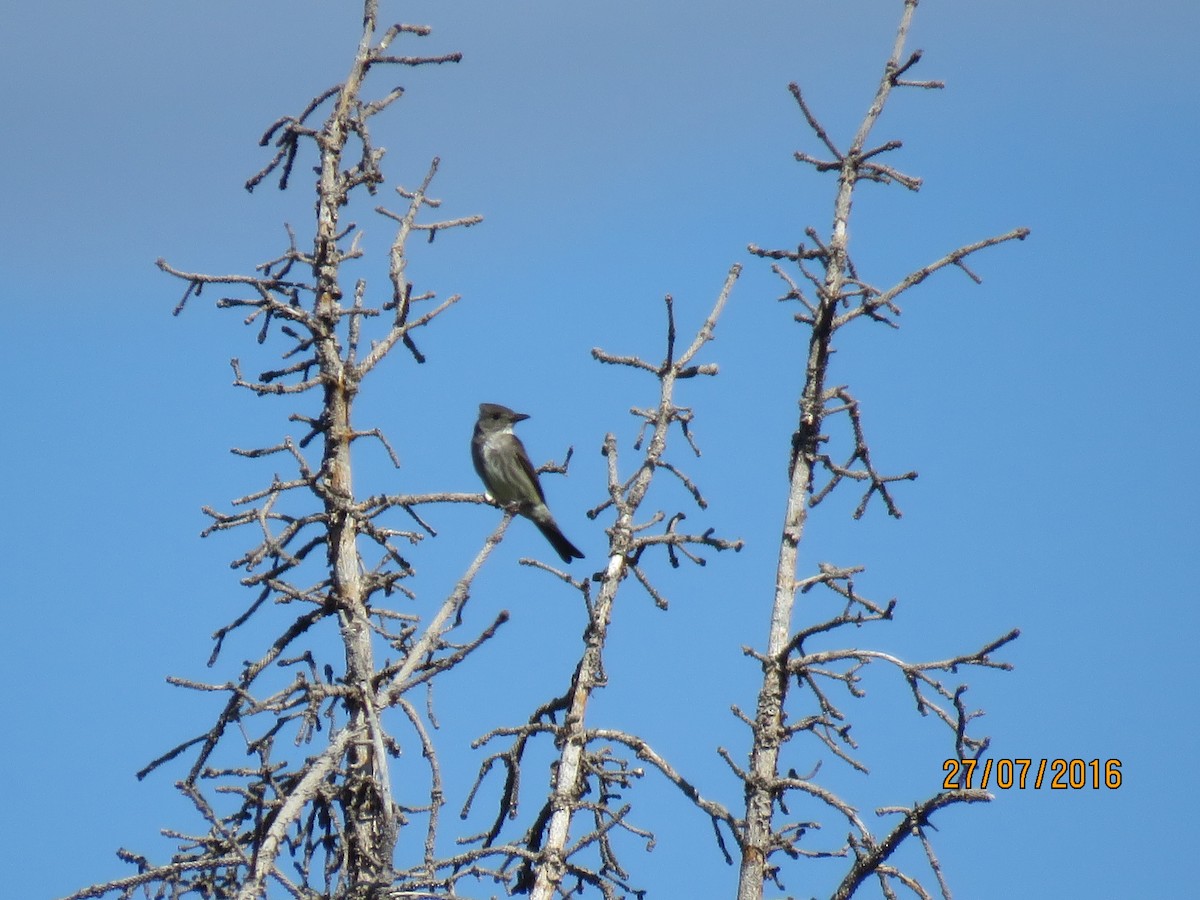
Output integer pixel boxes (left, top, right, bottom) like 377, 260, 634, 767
457, 4, 1028, 896
62, 1, 742, 896
64, 4, 489, 898
730, 2, 1025, 897
65, 2, 1025, 900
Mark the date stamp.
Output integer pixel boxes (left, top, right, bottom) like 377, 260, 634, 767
942, 758, 1122, 790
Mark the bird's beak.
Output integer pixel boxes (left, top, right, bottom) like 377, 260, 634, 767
512, 411, 531, 423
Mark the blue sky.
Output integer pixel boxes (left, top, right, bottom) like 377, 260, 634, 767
3, 1, 1197, 898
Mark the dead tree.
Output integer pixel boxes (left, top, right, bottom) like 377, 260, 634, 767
62, 4, 492, 898
62, 2, 743, 897
468, 6, 1028, 896
732, 1, 1026, 897
63, 3, 1025, 900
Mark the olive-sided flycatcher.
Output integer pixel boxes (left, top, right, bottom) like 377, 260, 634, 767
471, 402, 584, 563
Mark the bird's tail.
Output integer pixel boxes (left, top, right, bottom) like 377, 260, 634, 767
535, 518, 584, 563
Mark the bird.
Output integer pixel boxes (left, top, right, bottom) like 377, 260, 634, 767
471, 402, 584, 563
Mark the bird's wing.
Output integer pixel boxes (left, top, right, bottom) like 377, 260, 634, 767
515, 437, 547, 503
